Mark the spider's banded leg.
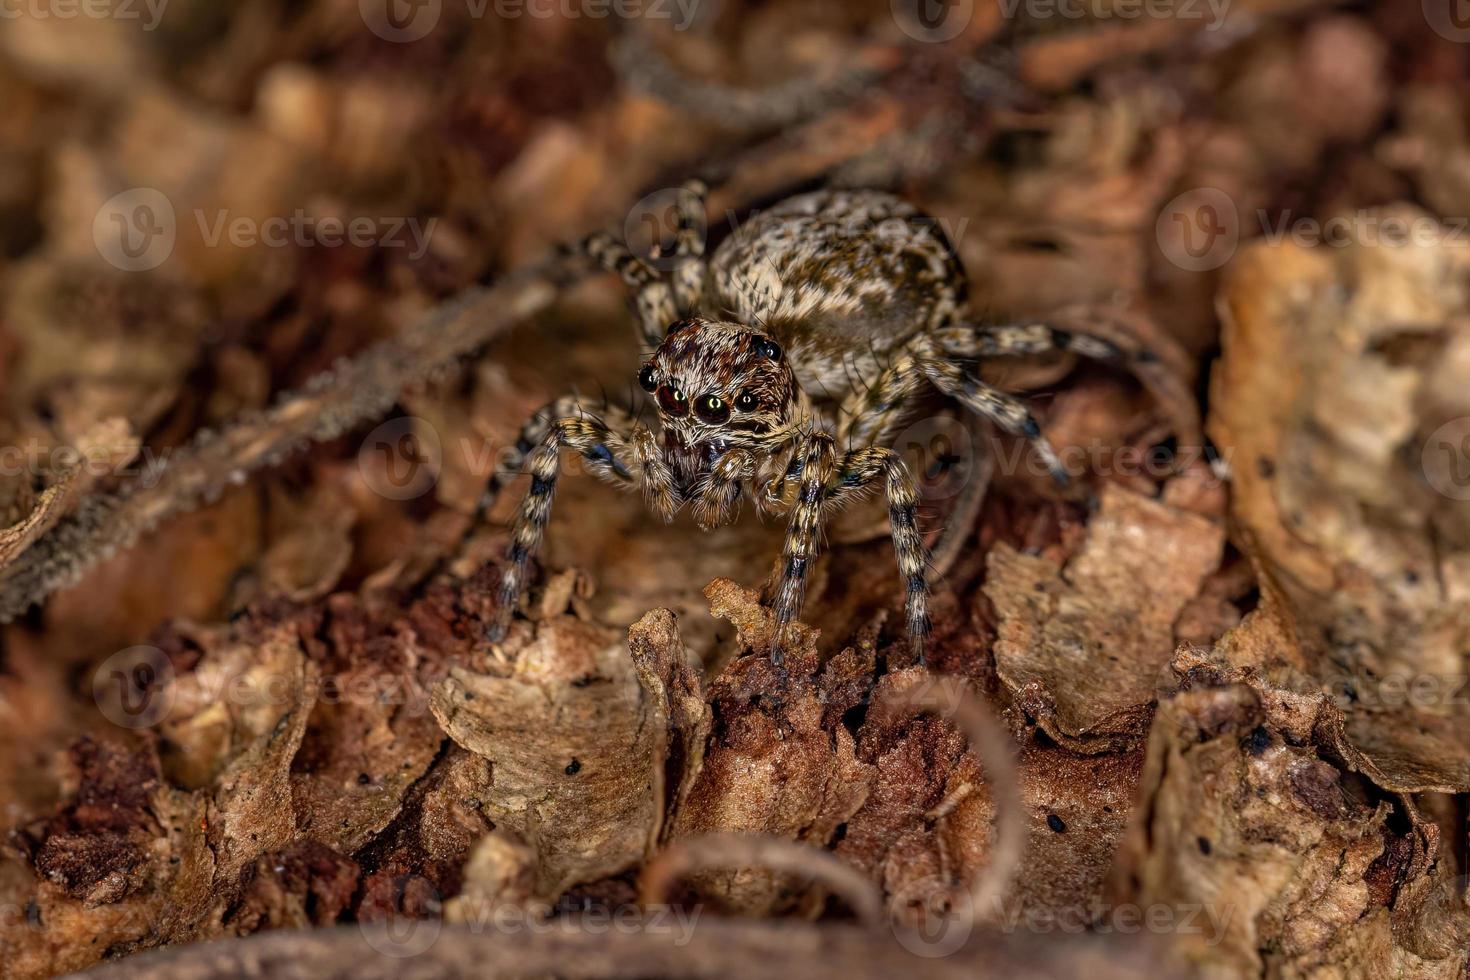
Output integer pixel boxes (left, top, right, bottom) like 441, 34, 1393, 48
690, 447, 754, 530
834, 335, 933, 449
459, 394, 585, 551
492, 411, 677, 641
669, 178, 709, 316
924, 360, 1071, 488
932, 321, 1142, 366
771, 432, 838, 666
583, 231, 677, 347
825, 448, 932, 662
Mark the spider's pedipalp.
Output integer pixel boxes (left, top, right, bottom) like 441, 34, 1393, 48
690, 447, 754, 530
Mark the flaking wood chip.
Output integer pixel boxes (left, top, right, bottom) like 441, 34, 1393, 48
626, 608, 712, 846
986, 484, 1224, 751
1110, 681, 1468, 978
430, 614, 659, 900
286, 609, 442, 854
1, 620, 315, 979
668, 580, 874, 916
1212, 218, 1470, 705
1172, 608, 1470, 796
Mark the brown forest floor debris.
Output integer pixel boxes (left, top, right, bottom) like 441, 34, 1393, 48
0, 2, 1467, 978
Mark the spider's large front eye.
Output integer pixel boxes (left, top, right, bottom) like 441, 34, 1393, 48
638, 365, 658, 392
657, 386, 689, 416
695, 393, 730, 424
735, 391, 759, 412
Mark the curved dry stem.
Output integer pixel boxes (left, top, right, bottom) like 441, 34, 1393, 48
874, 674, 1025, 922
638, 833, 884, 928
611, 29, 898, 132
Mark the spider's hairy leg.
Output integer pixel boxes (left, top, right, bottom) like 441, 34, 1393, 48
669, 178, 709, 316
582, 231, 676, 347
491, 409, 676, 641
460, 393, 584, 550
825, 447, 932, 662
933, 320, 1146, 367
771, 431, 838, 666
924, 359, 1071, 488
834, 334, 932, 448
690, 447, 754, 530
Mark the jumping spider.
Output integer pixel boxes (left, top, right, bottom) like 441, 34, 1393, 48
476, 183, 1147, 663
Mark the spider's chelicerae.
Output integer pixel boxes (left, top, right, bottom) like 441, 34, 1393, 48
477, 183, 1146, 663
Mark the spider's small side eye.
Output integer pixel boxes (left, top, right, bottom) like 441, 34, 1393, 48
735, 391, 759, 412
695, 393, 730, 424
638, 365, 658, 392
755, 338, 782, 360
657, 386, 689, 416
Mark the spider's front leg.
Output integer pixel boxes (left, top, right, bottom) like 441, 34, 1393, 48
770, 432, 838, 666
767, 434, 934, 666
492, 406, 677, 641
824, 446, 933, 661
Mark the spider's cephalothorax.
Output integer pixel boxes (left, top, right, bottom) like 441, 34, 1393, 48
637, 317, 805, 490
473, 184, 1146, 663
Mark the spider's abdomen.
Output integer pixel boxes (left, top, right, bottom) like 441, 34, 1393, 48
707, 189, 965, 398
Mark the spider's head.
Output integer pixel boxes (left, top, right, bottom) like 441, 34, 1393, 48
639, 317, 797, 450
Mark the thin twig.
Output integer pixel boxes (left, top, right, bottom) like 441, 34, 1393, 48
77, 917, 1182, 980
637, 833, 885, 927
0, 47, 995, 623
